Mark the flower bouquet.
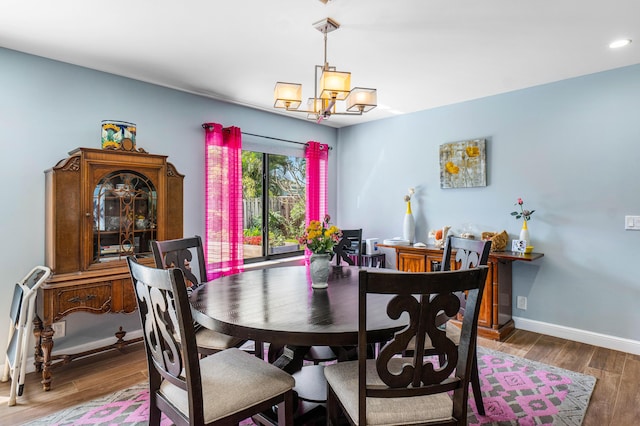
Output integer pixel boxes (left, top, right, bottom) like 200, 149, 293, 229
299, 215, 342, 254
299, 215, 341, 289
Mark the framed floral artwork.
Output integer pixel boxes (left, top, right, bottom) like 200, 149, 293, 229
439, 138, 487, 189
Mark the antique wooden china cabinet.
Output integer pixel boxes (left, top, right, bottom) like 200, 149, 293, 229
37, 144, 183, 390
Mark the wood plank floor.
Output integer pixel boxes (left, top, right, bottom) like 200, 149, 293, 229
1, 329, 638, 425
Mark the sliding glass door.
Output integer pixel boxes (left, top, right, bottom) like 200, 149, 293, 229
242, 150, 305, 261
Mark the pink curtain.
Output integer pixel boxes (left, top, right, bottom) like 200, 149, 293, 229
204, 123, 244, 279
305, 141, 329, 261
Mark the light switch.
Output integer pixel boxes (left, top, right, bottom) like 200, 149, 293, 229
625, 215, 640, 230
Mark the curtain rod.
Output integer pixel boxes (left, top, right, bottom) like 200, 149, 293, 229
201, 124, 332, 150
242, 131, 308, 147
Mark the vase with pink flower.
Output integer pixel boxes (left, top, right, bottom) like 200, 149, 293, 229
511, 197, 535, 246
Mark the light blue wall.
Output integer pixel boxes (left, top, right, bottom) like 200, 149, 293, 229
2, 45, 639, 359
0, 47, 338, 353
337, 64, 640, 341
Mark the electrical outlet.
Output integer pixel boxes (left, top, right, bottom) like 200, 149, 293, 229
625, 215, 640, 230
517, 296, 527, 310
52, 321, 66, 337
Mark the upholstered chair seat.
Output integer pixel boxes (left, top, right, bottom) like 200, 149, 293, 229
172, 327, 246, 353
159, 348, 294, 423
325, 357, 454, 425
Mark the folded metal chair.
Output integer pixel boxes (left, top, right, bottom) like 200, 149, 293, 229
2, 266, 51, 406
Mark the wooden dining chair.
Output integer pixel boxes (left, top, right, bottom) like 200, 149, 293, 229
151, 236, 248, 356
441, 235, 491, 415
332, 229, 362, 266
324, 266, 488, 426
126, 257, 295, 426
405, 234, 492, 415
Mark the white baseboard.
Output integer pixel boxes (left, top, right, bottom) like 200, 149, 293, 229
23, 329, 144, 375
513, 316, 640, 355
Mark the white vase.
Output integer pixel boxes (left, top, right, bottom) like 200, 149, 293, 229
403, 201, 415, 244
309, 253, 331, 289
519, 219, 530, 245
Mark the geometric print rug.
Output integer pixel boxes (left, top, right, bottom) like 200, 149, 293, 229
470, 347, 596, 425
23, 346, 596, 426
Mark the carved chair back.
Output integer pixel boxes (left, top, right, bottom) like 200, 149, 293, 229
333, 228, 362, 266
441, 235, 492, 271
151, 236, 206, 294
357, 266, 488, 425
126, 257, 206, 425
441, 235, 491, 317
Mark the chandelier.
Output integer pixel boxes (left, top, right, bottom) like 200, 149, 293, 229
274, 18, 377, 122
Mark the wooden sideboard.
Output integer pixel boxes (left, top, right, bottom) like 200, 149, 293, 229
378, 244, 544, 341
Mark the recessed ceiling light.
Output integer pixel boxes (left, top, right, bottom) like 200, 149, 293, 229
609, 39, 632, 49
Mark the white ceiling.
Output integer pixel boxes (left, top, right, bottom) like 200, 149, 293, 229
1, 0, 639, 128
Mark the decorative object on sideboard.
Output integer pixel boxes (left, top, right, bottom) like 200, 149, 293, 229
512, 239, 527, 253
440, 138, 487, 189
429, 225, 451, 249
481, 230, 509, 251
402, 187, 416, 244
520, 220, 530, 244
511, 197, 535, 245
382, 238, 410, 246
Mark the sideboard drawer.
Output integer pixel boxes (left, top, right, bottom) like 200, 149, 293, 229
398, 252, 427, 272
53, 282, 112, 320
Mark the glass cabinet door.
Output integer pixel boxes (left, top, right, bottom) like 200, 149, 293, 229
92, 170, 157, 263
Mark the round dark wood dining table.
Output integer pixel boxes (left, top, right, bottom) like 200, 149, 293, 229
191, 265, 408, 423
190, 265, 408, 358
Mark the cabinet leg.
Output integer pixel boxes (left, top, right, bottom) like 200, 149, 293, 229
114, 326, 127, 350
32, 316, 43, 373
40, 326, 54, 391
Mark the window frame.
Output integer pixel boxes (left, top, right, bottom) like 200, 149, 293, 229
241, 146, 306, 264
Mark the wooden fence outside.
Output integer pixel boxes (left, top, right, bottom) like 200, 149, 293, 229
243, 196, 300, 229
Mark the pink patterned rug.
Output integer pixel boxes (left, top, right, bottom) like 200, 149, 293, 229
24, 347, 595, 425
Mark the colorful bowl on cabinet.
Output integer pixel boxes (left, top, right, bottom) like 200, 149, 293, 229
101, 120, 136, 150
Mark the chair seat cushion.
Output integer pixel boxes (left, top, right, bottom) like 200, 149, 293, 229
195, 326, 245, 351
324, 358, 453, 426
160, 347, 294, 423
